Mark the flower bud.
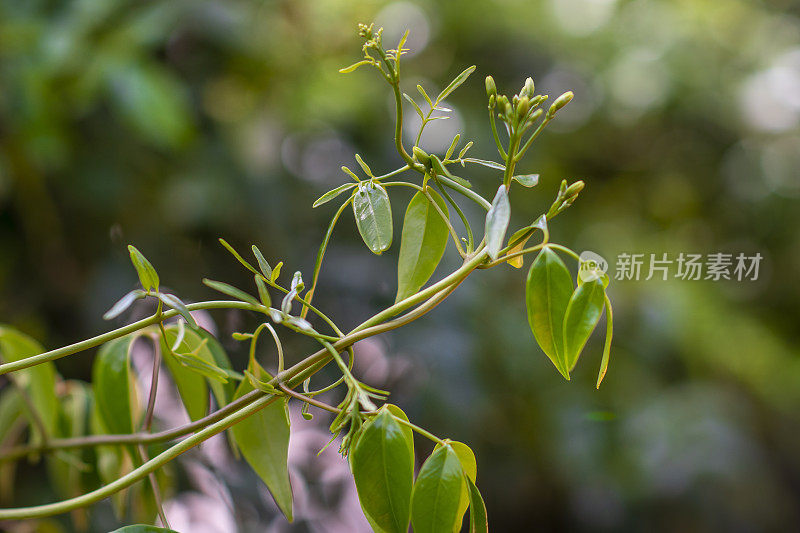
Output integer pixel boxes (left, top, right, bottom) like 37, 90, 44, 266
488, 94, 496, 109
485, 76, 497, 99
565, 180, 584, 198
412, 146, 431, 166
516, 96, 530, 119
547, 91, 574, 117
522, 77, 535, 99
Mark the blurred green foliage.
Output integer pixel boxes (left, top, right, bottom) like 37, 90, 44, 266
1, 0, 799, 530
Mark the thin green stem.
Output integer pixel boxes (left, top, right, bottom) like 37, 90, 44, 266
437, 175, 492, 211
390, 415, 445, 445
423, 188, 466, 257
433, 177, 473, 253
548, 243, 581, 262
515, 116, 551, 162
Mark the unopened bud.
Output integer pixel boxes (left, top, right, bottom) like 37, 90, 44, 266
412, 146, 431, 166
558, 179, 567, 196
547, 91, 574, 117
485, 76, 497, 99
565, 180, 584, 198
522, 77, 535, 99
516, 96, 530, 119
488, 94, 496, 109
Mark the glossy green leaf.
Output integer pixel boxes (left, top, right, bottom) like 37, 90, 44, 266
127, 245, 159, 292
92, 335, 139, 435
231, 369, 293, 521
202, 279, 260, 306
313, 183, 356, 208
396, 190, 450, 302
109, 526, 179, 533
433, 440, 476, 531
526, 247, 574, 378
251, 245, 273, 278
563, 277, 606, 370
597, 296, 613, 389
157, 292, 197, 328
0, 326, 59, 441
513, 174, 540, 187
351, 405, 414, 533
466, 477, 489, 533
445, 134, 460, 160
103, 289, 147, 320
437, 65, 476, 102
484, 186, 511, 260
353, 182, 393, 255
411, 444, 465, 533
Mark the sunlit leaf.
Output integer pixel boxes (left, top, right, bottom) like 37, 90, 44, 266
403, 93, 424, 120
513, 174, 540, 187
484, 186, 511, 260
92, 335, 139, 435
252, 245, 272, 278
127, 245, 159, 292
103, 289, 147, 320
351, 405, 414, 533
466, 477, 488, 533
563, 278, 606, 370
437, 65, 476, 102
396, 190, 449, 302
433, 440, 476, 531
597, 297, 613, 389
526, 247, 573, 378
202, 279, 260, 306
231, 367, 293, 521
411, 444, 465, 533
353, 182, 393, 255
313, 183, 356, 208
339, 60, 373, 73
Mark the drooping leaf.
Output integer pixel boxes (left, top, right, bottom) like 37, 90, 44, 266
157, 292, 197, 328
513, 174, 540, 187
462, 158, 505, 171
437, 65, 476, 102
466, 477, 489, 533
396, 190, 450, 302
484, 186, 511, 260
231, 368, 293, 521
92, 335, 139, 435
526, 247, 574, 378
352, 182, 393, 255
351, 405, 414, 533
0, 326, 59, 442
411, 444, 466, 533
433, 440, 477, 531
563, 278, 606, 370
127, 245, 159, 292
597, 296, 613, 389
313, 183, 356, 208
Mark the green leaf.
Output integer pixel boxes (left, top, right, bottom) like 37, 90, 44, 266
127, 245, 159, 292
355, 154, 374, 177
484, 186, 511, 260
92, 335, 138, 435
430, 155, 472, 188
231, 370, 293, 521
526, 247, 574, 378
458, 141, 474, 159
162, 326, 213, 420
351, 406, 414, 533
0, 327, 59, 442
103, 289, 147, 320
437, 65, 476, 102
563, 278, 606, 370
444, 134, 460, 160
156, 292, 197, 327
192, 327, 238, 406
466, 477, 489, 533
255, 275, 272, 307
339, 59, 373, 73
411, 444, 465, 533
403, 93, 425, 120
433, 440, 476, 531
463, 158, 505, 171
513, 174, 540, 187
353, 182, 393, 255
109, 526, 180, 533
47, 381, 91, 502
417, 84, 433, 107
313, 183, 357, 208
252, 245, 273, 278
396, 190, 450, 302
597, 296, 613, 389
218, 238, 260, 276
202, 279, 260, 306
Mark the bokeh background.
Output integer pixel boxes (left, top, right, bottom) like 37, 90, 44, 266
2, 0, 800, 531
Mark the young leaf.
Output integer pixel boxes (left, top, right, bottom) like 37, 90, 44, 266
445, 133, 460, 160
437, 65, 476, 102
463, 158, 505, 171
192, 326, 238, 406
430, 155, 472, 188
252, 245, 272, 278
156, 292, 197, 328
352, 182, 393, 255
417, 84, 433, 107
355, 154, 373, 177
231, 371, 293, 521
403, 93, 425, 120
411, 444, 466, 533
92, 335, 138, 435
526, 247, 574, 378
484, 186, 511, 260
513, 174, 540, 187
396, 190, 450, 302
103, 289, 146, 320
458, 141, 474, 159
313, 183, 356, 208
255, 275, 271, 307
0, 327, 59, 442
466, 477, 489, 533
219, 238, 260, 275
339, 60, 373, 73
351, 406, 414, 533
203, 279, 260, 306
127, 245, 159, 292
174, 351, 232, 382
563, 278, 606, 371
597, 296, 613, 389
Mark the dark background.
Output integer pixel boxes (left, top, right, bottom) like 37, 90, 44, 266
2, 0, 800, 531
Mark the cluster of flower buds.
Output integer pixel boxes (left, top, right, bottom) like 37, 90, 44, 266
547, 179, 585, 218
486, 75, 574, 132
